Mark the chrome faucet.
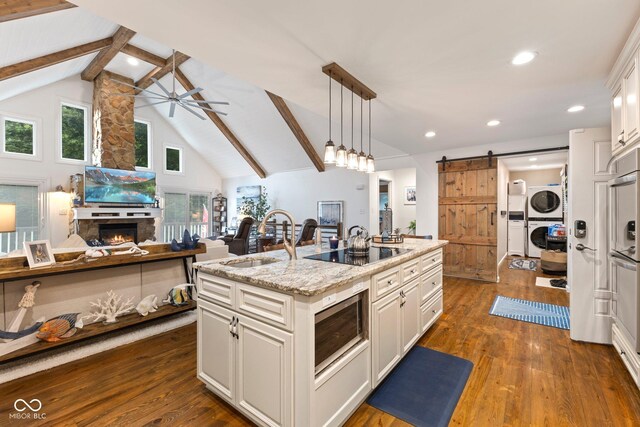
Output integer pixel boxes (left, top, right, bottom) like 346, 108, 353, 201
258, 209, 297, 260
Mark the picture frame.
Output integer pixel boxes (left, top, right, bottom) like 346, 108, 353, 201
404, 186, 416, 205
24, 240, 55, 268
317, 201, 344, 226
236, 185, 262, 214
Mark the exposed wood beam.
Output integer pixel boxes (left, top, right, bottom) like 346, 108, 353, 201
0, 0, 75, 23
134, 51, 189, 92
322, 62, 377, 100
0, 37, 112, 82
81, 26, 136, 81
174, 68, 267, 179
265, 91, 325, 172
121, 44, 165, 67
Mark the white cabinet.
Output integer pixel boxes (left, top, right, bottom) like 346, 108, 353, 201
623, 56, 640, 147
508, 220, 526, 256
612, 85, 624, 153
197, 294, 293, 427
401, 280, 421, 354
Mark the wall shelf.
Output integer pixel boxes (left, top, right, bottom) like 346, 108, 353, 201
73, 207, 162, 220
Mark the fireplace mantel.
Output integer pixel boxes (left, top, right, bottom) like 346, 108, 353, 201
73, 207, 162, 220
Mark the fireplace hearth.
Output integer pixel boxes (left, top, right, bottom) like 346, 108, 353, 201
99, 223, 138, 245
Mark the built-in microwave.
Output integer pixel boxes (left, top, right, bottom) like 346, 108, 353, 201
314, 292, 365, 375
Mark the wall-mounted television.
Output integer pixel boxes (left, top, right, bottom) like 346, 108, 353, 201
84, 166, 156, 205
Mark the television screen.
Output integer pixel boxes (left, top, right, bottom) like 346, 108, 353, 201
84, 166, 156, 204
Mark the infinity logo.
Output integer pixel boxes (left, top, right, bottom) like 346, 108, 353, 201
13, 399, 42, 412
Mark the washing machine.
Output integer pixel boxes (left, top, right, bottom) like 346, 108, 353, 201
528, 220, 563, 258
527, 185, 563, 220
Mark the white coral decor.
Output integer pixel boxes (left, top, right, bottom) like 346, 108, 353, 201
83, 290, 135, 324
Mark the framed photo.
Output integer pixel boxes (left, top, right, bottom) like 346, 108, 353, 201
404, 186, 416, 205
317, 201, 344, 226
24, 240, 55, 268
236, 185, 261, 214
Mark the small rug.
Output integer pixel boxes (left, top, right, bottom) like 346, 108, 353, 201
367, 346, 473, 427
535, 277, 567, 290
489, 295, 570, 330
509, 258, 538, 271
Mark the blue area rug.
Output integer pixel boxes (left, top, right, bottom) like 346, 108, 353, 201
367, 346, 473, 427
489, 295, 570, 330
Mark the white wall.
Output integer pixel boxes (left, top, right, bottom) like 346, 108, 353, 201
367, 168, 416, 234
414, 133, 569, 236
0, 76, 223, 246
510, 168, 562, 186
224, 167, 370, 234
497, 160, 509, 266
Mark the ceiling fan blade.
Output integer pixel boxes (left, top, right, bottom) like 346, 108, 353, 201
186, 98, 230, 105
152, 77, 172, 97
169, 102, 176, 118
179, 103, 207, 120
182, 102, 228, 116
178, 87, 204, 99
135, 100, 170, 108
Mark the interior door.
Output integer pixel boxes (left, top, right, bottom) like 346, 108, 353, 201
568, 128, 614, 344
438, 159, 498, 281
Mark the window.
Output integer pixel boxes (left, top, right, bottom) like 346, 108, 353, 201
162, 192, 210, 242
165, 146, 183, 173
60, 103, 88, 162
135, 120, 151, 169
0, 184, 40, 254
3, 117, 35, 156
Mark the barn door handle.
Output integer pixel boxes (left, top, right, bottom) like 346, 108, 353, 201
490, 212, 495, 226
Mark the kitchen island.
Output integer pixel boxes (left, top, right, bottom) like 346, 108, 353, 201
194, 239, 447, 427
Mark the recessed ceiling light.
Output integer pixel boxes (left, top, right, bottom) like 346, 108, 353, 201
127, 57, 140, 66
531, 164, 538, 169
487, 120, 501, 127
567, 105, 585, 113
529, 157, 537, 162
425, 131, 436, 138
511, 51, 537, 65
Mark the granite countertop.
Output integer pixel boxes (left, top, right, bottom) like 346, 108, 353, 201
194, 239, 448, 296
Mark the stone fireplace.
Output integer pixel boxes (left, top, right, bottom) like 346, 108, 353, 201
76, 217, 156, 244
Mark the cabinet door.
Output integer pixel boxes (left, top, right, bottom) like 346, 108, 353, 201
371, 290, 403, 387
401, 280, 421, 353
624, 57, 639, 144
236, 315, 292, 427
197, 300, 236, 402
612, 85, 624, 153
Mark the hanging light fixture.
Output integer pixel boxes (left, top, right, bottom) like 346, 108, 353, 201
367, 99, 375, 173
335, 81, 347, 167
323, 72, 336, 164
347, 87, 358, 170
357, 93, 367, 172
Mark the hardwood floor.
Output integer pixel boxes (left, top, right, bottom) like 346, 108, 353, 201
1, 257, 639, 426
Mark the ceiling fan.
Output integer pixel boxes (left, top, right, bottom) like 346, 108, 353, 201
116, 50, 229, 120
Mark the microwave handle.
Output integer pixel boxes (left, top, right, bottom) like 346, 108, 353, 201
609, 251, 638, 271
609, 173, 637, 188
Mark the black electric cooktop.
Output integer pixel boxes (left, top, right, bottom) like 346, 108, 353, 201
304, 246, 412, 266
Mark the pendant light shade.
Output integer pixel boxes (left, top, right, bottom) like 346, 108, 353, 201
336, 81, 347, 167
323, 72, 336, 164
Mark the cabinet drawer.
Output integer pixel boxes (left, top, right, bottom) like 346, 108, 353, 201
421, 249, 443, 273
236, 283, 293, 330
421, 291, 443, 333
372, 266, 402, 301
612, 323, 640, 385
420, 266, 443, 305
198, 273, 235, 308
402, 258, 421, 284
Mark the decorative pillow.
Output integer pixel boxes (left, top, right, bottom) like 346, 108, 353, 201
57, 234, 90, 249
203, 238, 225, 247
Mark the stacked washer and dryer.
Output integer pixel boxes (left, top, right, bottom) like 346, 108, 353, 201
526, 185, 564, 258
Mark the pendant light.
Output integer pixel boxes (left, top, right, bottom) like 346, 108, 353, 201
367, 99, 375, 173
335, 81, 347, 167
323, 72, 336, 164
347, 87, 358, 170
357, 93, 367, 172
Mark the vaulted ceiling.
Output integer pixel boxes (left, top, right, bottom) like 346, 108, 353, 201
69, 0, 640, 155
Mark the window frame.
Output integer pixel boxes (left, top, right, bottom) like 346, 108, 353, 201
164, 144, 184, 175
0, 113, 41, 161
57, 100, 91, 165
134, 118, 153, 171
160, 188, 212, 242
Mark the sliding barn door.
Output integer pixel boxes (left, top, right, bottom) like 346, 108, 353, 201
438, 159, 498, 282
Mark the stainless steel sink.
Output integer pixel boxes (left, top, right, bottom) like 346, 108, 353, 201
222, 257, 281, 269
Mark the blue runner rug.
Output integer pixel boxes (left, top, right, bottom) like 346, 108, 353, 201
367, 346, 473, 427
489, 295, 570, 330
